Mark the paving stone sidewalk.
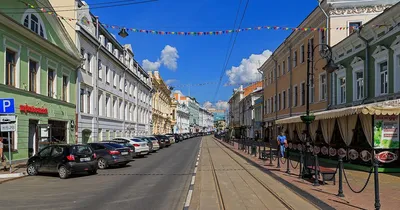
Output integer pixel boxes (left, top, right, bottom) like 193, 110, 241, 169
220, 139, 400, 210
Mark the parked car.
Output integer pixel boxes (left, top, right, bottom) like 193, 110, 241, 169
26, 144, 97, 179
129, 138, 150, 157
144, 136, 160, 151
101, 140, 136, 159
87, 142, 132, 169
166, 134, 178, 143
155, 135, 171, 147
174, 134, 183, 142
137, 137, 154, 153
153, 135, 166, 148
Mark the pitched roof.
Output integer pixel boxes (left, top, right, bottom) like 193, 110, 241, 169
243, 81, 263, 97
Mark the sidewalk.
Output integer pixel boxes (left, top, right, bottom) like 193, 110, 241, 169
189, 137, 319, 210
220, 139, 400, 210
0, 163, 27, 184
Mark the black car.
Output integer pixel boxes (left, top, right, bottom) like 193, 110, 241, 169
26, 144, 98, 179
155, 135, 171, 147
153, 135, 166, 148
88, 142, 132, 169
101, 140, 136, 159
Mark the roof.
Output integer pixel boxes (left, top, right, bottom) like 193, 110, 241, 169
243, 81, 263, 97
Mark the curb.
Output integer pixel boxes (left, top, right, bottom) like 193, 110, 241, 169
0, 174, 27, 184
215, 138, 334, 210
183, 138, 202, 210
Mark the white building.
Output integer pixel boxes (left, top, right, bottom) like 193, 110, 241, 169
173, 91, 190, 134
240, 88, 263, 139
73, 2, 152, 143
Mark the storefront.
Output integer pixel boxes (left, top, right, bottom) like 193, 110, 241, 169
276, 99, 400, 172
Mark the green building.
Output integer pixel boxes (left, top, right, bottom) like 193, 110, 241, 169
0, 0, 81, 162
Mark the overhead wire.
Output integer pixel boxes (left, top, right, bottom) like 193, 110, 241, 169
2, 0, 141, 9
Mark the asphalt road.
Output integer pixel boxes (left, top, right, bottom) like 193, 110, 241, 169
0, 137, 202, 210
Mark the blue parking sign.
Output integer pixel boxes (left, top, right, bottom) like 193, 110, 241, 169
0, 98, 15, 114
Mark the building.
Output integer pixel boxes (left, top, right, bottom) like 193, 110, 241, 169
240, 88, 263, 139
228, 86, 244, 138
254, 96, 264, 139
49, 0, 152, 142
0, 0, 81, 161
150, 71, 173, 134
261, 0, 398, 143
188, 97, 200, 133
173, 91, 190, 134
199, 107, 214, 132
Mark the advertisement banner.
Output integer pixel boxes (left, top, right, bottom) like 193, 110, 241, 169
374, 115, 399, 149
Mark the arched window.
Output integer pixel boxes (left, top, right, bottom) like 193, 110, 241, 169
22, 10, 46, 39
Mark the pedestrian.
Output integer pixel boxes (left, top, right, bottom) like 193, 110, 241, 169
0, 137, 6, 171
277, 131, 287, 158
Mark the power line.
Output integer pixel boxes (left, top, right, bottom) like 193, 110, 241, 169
3, 0, 158, 14
213, 0, 250, 102
2, 0, 141, 10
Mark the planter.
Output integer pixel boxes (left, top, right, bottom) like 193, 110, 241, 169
300, 115, 315, 124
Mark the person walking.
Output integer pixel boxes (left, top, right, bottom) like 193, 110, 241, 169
277, 132, 287, 158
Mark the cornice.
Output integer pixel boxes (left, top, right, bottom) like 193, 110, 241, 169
329, 4, 393, 16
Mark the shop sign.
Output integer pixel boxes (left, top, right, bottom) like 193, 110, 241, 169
20, 104, 48, 114
0, 123, 16, 132
374, 115, 399, 149
375, 151, 398, 163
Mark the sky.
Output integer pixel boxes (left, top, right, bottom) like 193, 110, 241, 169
86, 0, 318, 109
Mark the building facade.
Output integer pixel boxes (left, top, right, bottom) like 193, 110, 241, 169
0, 0, 81, 161
173, 91, 190, 134
254, 96, 264, 139
228, 86, 244, 138
261, 0, 397, 142
240, 88, 263, 139
188, 97, 200, 133
150, 71, 172, 134
199, 107, 214, 132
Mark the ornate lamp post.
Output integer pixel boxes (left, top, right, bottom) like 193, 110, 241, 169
302, 42, 338, 186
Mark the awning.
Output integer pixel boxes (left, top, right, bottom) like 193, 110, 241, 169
276, 99, 400, 124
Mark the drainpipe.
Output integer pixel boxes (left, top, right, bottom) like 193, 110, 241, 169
271, 55, 278, 138
317, 0, 331, 109
358, 26, 369, 103
95, 16, 101, 142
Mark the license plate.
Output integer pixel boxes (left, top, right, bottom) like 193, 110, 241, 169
121, 152, 129, 155
80, 157, 91, 162
141, 151, 147, 154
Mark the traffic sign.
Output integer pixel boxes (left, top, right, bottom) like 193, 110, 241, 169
0, 115, 16, 123
0, 123, 16, 132
0, 98, 15, 114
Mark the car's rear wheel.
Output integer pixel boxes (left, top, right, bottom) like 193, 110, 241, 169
58, 165, 70, 179
97, 158, 107, 169
27, 164, 38, 176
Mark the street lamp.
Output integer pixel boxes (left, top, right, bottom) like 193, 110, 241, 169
302, 43, 338, 186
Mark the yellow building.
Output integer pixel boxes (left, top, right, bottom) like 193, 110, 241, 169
261, 0, 393, 142
149, 71, 173, 134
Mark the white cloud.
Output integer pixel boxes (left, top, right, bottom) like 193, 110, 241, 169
215, 101, 229, 110
225, 50, 272, 85
165, 79, 178, 85
203, 101, 213, 109
161, 45, 179, 71
142, 59, 161, 71
142, 45, 179, 72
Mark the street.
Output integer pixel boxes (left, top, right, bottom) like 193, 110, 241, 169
0, 137, 202, 210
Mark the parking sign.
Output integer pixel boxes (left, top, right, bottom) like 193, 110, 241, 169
0, 98, 15, 114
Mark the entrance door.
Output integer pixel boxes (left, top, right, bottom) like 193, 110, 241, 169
28, 120, 39, 157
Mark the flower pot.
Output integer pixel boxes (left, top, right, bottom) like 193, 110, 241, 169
300, 115, 315, 124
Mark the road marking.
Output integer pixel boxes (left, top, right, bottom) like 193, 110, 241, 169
183, 139, 202, 210
191, 176, 196, 185
195, 161, 198, 166
184, 189, 193, 208
194, 167, 197, 174
197, 157, 199, 161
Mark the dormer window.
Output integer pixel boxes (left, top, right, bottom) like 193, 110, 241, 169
22, 10, 46, 39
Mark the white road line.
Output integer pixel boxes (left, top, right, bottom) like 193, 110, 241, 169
191, 176, 196, 185
194, 167, 197, 174
195, 161, 198, 166
197, 157, 199, 161
184, 190, 193, 208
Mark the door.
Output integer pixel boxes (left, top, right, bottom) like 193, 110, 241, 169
48, 146, 65, 173
28, 120, 39, 157
36, 146, 53, 173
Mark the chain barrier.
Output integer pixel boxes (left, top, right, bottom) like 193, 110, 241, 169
280, 157, 287, 164
289, 159, 300, 169
342, 166, 373, 194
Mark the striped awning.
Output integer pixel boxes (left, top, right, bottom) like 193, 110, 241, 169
276, 99, 400, 124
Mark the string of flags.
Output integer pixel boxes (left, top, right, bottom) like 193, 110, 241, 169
170, 80, 264, 88
21, 1, 390, 36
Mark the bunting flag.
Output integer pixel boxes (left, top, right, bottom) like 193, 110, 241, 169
21, 1, 389, 36
170, 80, 264, 88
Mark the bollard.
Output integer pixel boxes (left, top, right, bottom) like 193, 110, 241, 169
258, 142, 261, 159
277, 146, 281, 168
374, 158, 381, 210
337, 156, 344, 197
286, 149, 290, 174
299, 149, 303, 178
313, 152, 320, 186
269, 146, 273, 165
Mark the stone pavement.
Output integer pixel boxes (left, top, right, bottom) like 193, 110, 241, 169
0, 164, 27, 184
189, 136, 319, 210
221, 139, 400, 210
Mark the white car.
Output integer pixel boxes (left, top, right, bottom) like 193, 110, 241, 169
145, 136, 160, 151
115, 137, 150, 157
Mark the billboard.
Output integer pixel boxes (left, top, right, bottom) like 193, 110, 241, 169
214, 112, 225, 122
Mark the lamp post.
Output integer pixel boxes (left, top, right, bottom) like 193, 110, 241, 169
301, 42, 337, 185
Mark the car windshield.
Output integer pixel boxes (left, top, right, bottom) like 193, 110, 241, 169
113, 142, 133, 147
131, 139, 144, 142
147, 137, 158, 141
103, 143, 125, 148
71, 145, 93, 155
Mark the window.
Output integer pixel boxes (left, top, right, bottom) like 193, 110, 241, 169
48, 69, 54, 97
62, 75, 68, 101
301, 82, 305, 106
309, 38, 314, 56
277, 65, 281, 77
355, 72, 364, 100
320, 74, 327, 101
278, 93, 281, 110
300, 45, 305, 63
283, 91, 286, 109
287, 57, 290, 72
349, 22, 362, 35
340, 77, 346, 104
282, 61, 286, 75
309, 79, 315, 103
113, 72, 117, 88
113, 98, 118, 118
120, 76, 123, 91
319, 29, 326, 47
38, 146, 52, 157
80, 89, 85, 112
106, 96, 110, 117
293, 86, 298, 107
98, 94, 103, 116
293, 51, 297, 67
379, 61, 388, 95
106, 66, 110, 84
80, 49, 85, 58
98, 59, 102, 79
87, 53, 92, 73
29, 60, 38, 92
23, 13, 45, 38
87, 90, 91, 114
5, 50, 16, 87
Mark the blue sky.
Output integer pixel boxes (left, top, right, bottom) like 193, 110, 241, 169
86, 0, 317, 108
